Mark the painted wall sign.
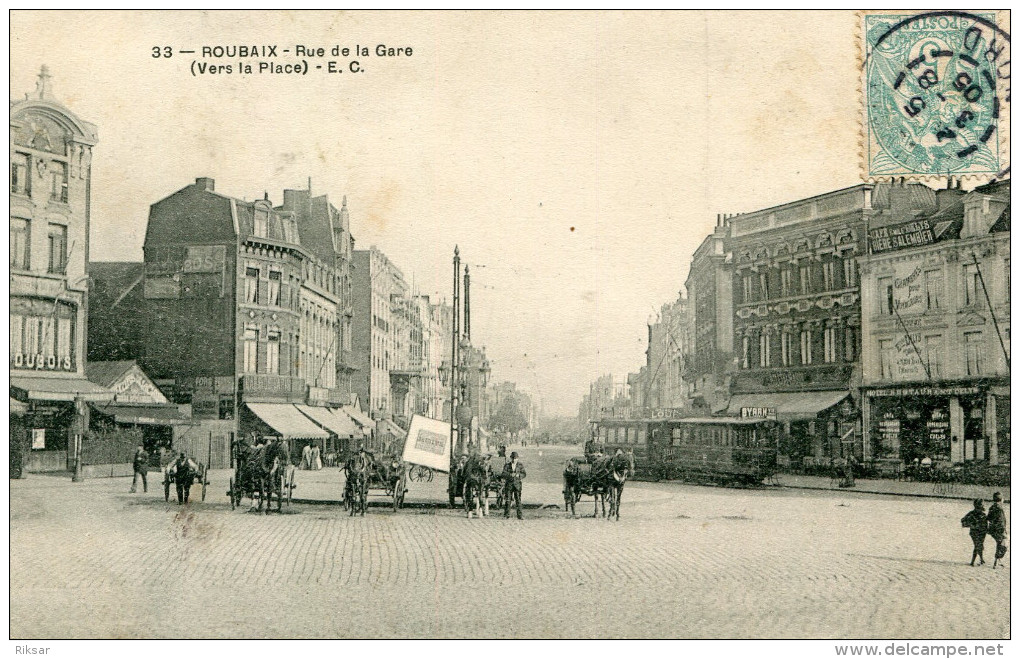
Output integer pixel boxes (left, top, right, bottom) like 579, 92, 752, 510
11, 354, 73, 371
869, 218, 957, 254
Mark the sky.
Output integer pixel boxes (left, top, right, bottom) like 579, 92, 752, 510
11, 11, 863, 416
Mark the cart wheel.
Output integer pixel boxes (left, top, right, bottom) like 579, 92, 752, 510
229, 477, 236, 510
286, 468, 295, 505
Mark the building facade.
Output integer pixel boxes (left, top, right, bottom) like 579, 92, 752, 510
352, 247, 410, 418
683, 219, 733, 414
89, 178, 360, 460
860, 180, 1010, 466
10, 67, 113, 475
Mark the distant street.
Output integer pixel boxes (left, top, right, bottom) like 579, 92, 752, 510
11, 446, 1009, 639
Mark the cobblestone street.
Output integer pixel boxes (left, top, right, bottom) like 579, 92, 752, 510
11, 447, 1009, 639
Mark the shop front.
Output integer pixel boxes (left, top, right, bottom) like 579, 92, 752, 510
864, 381, 1008, 465
10, 375, 114, 475
727, 390, 858, 471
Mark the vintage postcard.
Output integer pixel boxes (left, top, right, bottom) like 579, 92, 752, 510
8, 9, 1011, 649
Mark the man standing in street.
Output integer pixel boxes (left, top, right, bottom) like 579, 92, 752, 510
503, 451, 526, 520
987, 492, 1008, 569
130, 444, 148, 493
173, 452, 197, 504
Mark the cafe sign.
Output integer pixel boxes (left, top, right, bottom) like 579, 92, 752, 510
868, 217, 957, 254
741, 407, 777, 420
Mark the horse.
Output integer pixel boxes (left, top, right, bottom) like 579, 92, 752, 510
462, 454, 492, 518
601, 451, 634, 521
251, 439, 290, 514
345, 452, 371, 516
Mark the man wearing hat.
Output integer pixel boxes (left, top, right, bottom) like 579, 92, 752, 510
961, 499, 989, 566
987, 492, 1008, 569
502, 451, 527, 519
172, 451, 198, 505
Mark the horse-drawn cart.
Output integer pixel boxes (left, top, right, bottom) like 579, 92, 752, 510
162, 458, 209, 503
343, 453, 408, 514
227, 437, 296, 513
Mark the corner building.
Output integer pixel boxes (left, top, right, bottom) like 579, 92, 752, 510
10, 67, 113, 474
859, 180, 1010, 466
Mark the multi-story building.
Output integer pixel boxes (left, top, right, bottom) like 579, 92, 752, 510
645, 296, 689, 410
10, 67, 113, 474
89, 178, 361, 461
352, 247, 411, 417
683, 219, 733, 414
415, 295, 452, 421
723, 182, 942, 464
860, 180, 1010, 466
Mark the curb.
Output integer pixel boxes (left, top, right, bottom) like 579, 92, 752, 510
778, 483, 1010, 504
291, 497, 549, 510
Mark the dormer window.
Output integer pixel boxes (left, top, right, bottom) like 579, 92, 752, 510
254, 207, 269, 238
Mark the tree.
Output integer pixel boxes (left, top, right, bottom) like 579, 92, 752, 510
490, 394, 529, 440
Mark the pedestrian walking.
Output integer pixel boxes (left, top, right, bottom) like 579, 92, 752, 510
987, 492, 1008, 569
129, 445, 148, 493
961, 499, 988, 566
301, 443, 312, 470
502, 451, 526, 520
173, 452, 197, 505
311, 443, 322, 470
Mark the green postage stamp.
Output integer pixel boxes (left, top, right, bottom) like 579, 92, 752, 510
862, 11, 1010, 181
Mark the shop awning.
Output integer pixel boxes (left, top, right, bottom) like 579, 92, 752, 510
377, 419, 407, 438
342, 405, 376, 431
726, 391, 849, 421
89, 403, 191, 426
295, 404, 359, 438
11, 375, 114, 402
246, 403, 329, 440
9, 397, 29, 416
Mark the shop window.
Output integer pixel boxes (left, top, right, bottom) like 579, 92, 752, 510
965, 332, 983, 376
245, 267, 259, 304
243, 327, 259, 373
268, 271, 282, 306
10, 218, 30, 270
47, 224, 67, 274
218, 395, 235, 420
877, 277, 893, 315
963, 264, 981, 306
49, 161, 68, 203
924, 270, 943, 311
11, 153, 30, 195
879, 339, 893, 379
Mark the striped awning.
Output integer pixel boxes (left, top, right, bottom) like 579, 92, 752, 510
246, 403, 328, 440
295, 404, 359, 438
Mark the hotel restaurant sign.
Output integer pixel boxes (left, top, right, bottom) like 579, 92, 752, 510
868, 217, 957, 254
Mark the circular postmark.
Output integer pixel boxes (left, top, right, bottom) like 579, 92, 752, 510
865, 11, 1010, 179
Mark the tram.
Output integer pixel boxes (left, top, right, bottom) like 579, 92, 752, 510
592, 415, 779, 485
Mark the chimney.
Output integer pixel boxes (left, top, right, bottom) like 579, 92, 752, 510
195, 177, 215, 192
